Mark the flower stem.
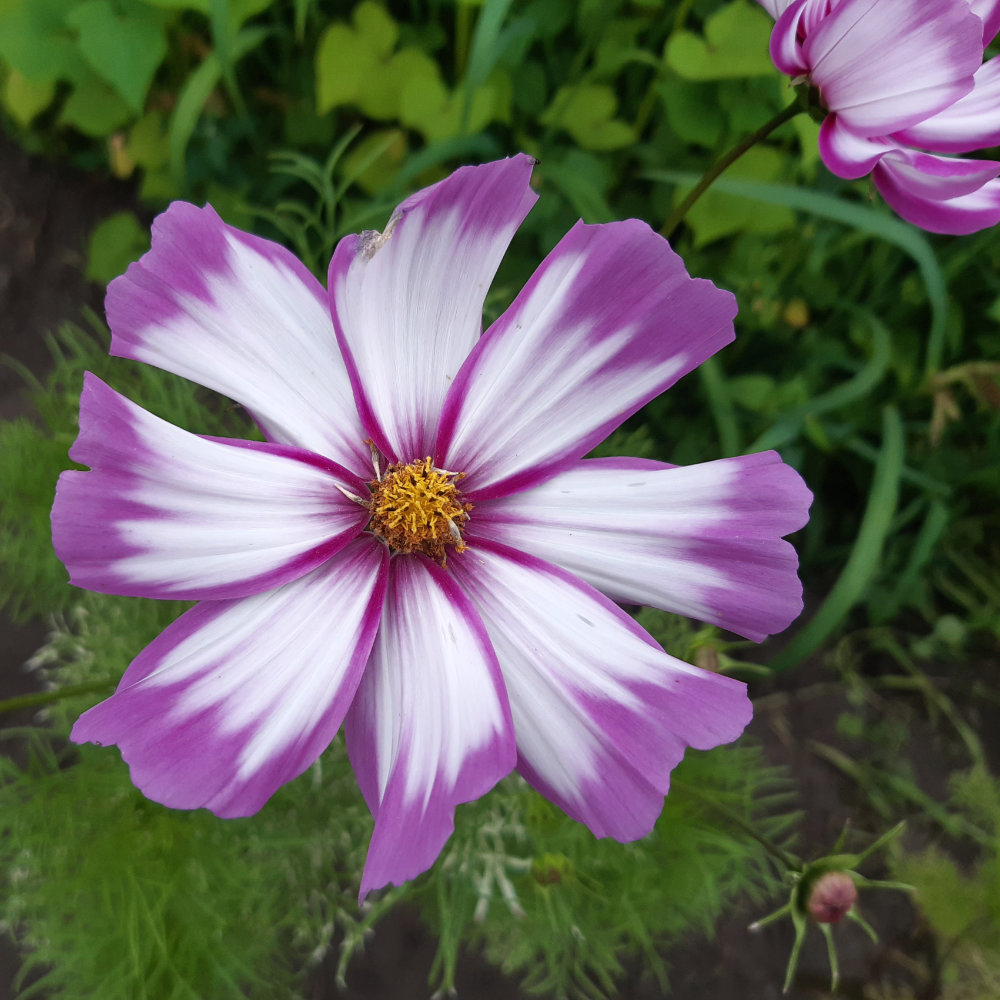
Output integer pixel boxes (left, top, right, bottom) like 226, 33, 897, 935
0, 679, 115, 718
659, 99, 805, 240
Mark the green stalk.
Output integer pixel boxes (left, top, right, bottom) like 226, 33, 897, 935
660, 99, 805, 240
0, 679, 115, 718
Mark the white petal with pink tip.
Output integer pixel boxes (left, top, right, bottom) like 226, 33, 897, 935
71, 537, 387, 818
437, 220, 736, 498
450, 543, 752, 842
107, 203, 369, 472
328, 155, 537, 463
473, 452, 810, 642
52, 375, 369, 601
346, 556, 516, 898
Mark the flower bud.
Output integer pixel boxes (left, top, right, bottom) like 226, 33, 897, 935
807, 871, 858, 924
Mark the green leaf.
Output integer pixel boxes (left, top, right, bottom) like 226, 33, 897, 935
315, 23, 375, 112
400, 72, 505, 142
282, 98, 337, 148
59, 72, 132, 136
66, 0, 168, 113
541, 83, 636, 151
2, 67, 55, 125
352, 0, 398, 57
167, 26, 266, 185
792, 113, 821, 170
366, 47, 439, 120
340, 127, 408, 194
315, 4, 433, 120
665, 0, 776, 80
770, 406, 905, 671
86, 211, 149, 285
0, 0, 89, 84
208, 0, 269, 104
141, 0, 209, 8
127, 111, 170, 169
728, 374, 778, 414
657, 77, 724, 147
294, 0, 312, 41
526, 0, 573, 39
748, 316, 892, 452
228, 0, 272, 31
461, 0, 524, 130
539, 150, 616, 223
511, 58, 547, 114
168, 52, 221, 183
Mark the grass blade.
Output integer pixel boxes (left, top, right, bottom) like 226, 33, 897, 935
770, 405, 905, 671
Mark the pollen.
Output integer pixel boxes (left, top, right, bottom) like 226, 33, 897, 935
367, 457, 472, 565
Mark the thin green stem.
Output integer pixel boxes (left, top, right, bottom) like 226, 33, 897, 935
660, 99, 805, 240
0, 679, 115, 718
673, 778, 801, 870
455, 1, 473, 80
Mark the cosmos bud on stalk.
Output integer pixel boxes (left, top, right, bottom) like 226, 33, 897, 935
806, 870, 859, 924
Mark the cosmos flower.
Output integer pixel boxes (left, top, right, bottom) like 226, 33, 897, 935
758, 0, 1000, 234
52, 155, 810, 898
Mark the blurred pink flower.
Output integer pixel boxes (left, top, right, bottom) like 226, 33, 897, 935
759, 0, 1000, 233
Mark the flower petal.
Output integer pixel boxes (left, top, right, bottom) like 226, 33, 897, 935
971, 0, 1000, 44
71, 537, 388, 817
769, 0, 829, 76
328, 155, 538, 464
894, 56, 1000, 153
53, 374, 369, 600
345, 555, 516, 899
436, 221, 736, 499
756, 0, 795, 21
874, 149, 1000, 234
818, 117, 896, 179
804, 0, 982, 134
107, 202, 368, 471
450, 542, 752, 841
472, 452, 811, 642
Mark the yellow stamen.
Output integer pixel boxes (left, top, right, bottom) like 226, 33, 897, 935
367, 457, 471, 565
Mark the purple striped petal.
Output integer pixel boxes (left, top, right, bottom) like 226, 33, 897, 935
450, 542, 752, 841
471, 452, 811, 643
819, 117, 897, 179
345, 555, 516, 899
107, 202, 369, 472
803, 0, 982, 134
894, 56, 1000, 153
874, 149, 1000, 234
328, 155, 538, 465
52, 374, 369, 600
769, 0, 827, 76
971, 0, 1000, 43
71, 537, 388, 817
436, 221, 736, 499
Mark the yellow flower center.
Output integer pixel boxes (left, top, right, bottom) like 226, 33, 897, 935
367, 457, 471, 565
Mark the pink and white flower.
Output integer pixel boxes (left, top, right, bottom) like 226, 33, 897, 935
759, 0, 1000, 234
52, 155, 811, 898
